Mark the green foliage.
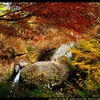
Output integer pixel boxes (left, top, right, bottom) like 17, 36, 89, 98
0, 81, 11, 97
33, 88, 42, 97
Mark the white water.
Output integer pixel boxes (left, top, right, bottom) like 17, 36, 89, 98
13, 60, 28, 84
10, 68, 21, 95
13, 69, 21, 84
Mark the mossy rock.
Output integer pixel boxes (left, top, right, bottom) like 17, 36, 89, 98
21, 61, 69, 89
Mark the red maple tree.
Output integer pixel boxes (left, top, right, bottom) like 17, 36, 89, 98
0, 2, 99, 39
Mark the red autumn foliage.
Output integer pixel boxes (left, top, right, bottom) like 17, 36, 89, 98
9, 2, 99, 33
0, 2, 99, 41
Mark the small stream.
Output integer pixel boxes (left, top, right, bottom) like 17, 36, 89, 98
13, 68, 21, 84
0, 61, 44, 98
10, 66, 22, 97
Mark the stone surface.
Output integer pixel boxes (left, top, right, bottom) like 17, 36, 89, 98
21, 61, 69, 89
51, 42, 74, 62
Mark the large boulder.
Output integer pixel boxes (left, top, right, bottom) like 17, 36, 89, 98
21, 61, 69, 89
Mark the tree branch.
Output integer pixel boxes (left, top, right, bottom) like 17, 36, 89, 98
0, 4, 35, 18
0, 3, 50, 21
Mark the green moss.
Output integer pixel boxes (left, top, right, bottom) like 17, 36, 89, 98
34, 88, 42, 95
0, 81, 11, 97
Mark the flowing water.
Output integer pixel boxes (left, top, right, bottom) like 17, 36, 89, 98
13, 69, 21, 84
10, 67, 22, 97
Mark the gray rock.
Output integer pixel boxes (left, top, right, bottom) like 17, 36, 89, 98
19, 60, 28, 68
14, 64, 20, 73
51, 42, 74, 62
21, 61, 69, 89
